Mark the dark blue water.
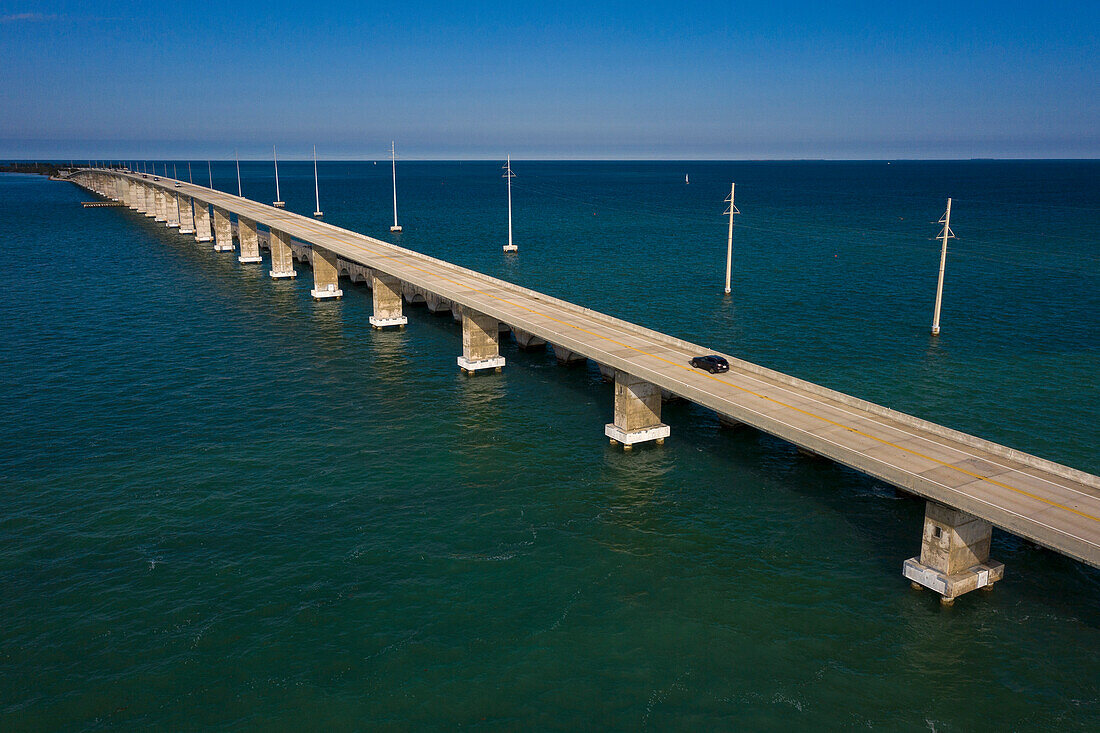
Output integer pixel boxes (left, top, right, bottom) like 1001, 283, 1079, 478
1, 161, 1097, 729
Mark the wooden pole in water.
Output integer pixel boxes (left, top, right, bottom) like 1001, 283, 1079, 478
932, 197, 955, 335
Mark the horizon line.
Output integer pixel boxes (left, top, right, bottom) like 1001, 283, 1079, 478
9, 157, 1100, 164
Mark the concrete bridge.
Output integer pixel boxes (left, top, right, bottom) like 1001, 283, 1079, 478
69, 167, 1100, 603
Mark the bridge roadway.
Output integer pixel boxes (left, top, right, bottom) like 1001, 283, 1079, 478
85, 171, 1100, 573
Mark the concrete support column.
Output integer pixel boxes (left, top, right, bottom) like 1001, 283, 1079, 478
369, 273, 406, 327
154, 189, 168, 222
178, 195, 195, 234
605, 372, 670, 449
269, 229, 297, 278
310, 246, 343, 299
192, 200, 212, 242
166, 192, 181, 228
143, 186, 156, 217
212, 207, 233, 251
458, 308, 505, 374
127, 181, 140, 210
551, 344, 587, 366
237, 217, 261, 263
904, 502, 1004, 604
512, 328, 547, 351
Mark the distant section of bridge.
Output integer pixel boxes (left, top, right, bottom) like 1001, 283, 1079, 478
68, 167, 1100, 603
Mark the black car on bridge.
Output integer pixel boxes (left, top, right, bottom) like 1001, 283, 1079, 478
690, 355, 730, 374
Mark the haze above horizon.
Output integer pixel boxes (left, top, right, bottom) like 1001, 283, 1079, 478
1, 1, 1096, 160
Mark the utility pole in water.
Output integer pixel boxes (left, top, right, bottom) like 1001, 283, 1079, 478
931, 197, 955, 335
235, 150, 242, 197
503, 156, 517, 252
723, 183, 739, 295
272, 145, 285, 207
313, 145, 323, 217
390, 141, 402, 232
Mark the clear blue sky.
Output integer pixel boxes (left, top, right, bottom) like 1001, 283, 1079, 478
1, 1, 1096, 159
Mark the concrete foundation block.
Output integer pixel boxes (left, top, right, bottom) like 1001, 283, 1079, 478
370, 315, 408, 329
458, 355, 506, 374
605, 423, 670, 447
904, 558, 1005, 601
311, 285, 344, 300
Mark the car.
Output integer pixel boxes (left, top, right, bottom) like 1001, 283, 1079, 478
690, 355, 730, 374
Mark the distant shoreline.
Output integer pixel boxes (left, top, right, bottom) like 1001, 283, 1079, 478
2, 158, 1098, 166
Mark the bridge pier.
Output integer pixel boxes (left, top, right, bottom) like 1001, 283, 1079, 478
130, 182, 144, 212
154, 189, 168, 222
268, 229, 297, 278
425, 293, 451, 315
142, 185, 156, 216
458, 308, 505, 374
605, 372, 670, 450
512, 328, 547, 351
237, 217, 262, 263
212, 207, 233, 251
551, 344, 586, 366
904, 501, 1004, 604
370, 273, 406, 328
310, 246, 343, 299
192, 200, 212, 242
165, 191, 180, 225
178, 195, 195, 234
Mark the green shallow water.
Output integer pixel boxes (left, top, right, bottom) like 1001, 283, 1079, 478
1, 162, 1098, 729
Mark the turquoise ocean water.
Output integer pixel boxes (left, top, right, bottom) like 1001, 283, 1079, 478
1, 161, 1097, 729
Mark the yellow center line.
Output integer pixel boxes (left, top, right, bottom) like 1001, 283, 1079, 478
187, 182, 1100, 525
